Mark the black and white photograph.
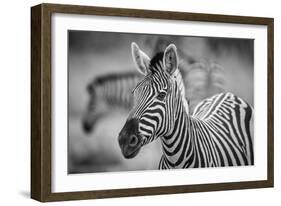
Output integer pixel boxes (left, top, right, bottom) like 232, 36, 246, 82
68, 31, 254, 174
30, 3, 274, 202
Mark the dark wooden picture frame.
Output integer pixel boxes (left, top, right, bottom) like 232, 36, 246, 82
31, 3, 274, 202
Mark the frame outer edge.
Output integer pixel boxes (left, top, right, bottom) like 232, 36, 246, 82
30, 3, 275, 202
42, 3, 273, 25
42, 2, 53, 202
31, 4, 43, 201
267, 19, 274, 187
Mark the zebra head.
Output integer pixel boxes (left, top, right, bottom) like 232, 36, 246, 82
118, 42, 187, 159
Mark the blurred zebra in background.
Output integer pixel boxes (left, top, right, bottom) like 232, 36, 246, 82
82, 37, 226, 134
82, 71, 141, 133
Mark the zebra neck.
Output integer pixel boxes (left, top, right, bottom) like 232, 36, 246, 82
159, 70, 191, 169
160, 100, 194, 169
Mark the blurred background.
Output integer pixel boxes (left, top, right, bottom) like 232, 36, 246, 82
68, 30, 253, 174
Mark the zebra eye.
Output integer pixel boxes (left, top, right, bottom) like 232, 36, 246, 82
157, 92, 166, 101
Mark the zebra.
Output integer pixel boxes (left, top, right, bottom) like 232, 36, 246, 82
82, 71, 141, 133
118, 42, 254, 169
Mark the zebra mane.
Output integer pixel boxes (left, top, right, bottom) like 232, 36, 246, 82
150, 50, 189, 114
133, 51, 189, 114
132, 52, 164, 93
149, 52, 164, 74
94, 71, 140, 85
171, 69, 189, 114
132, 75, 151, 94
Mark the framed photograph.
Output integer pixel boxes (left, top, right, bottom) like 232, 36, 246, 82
31, 3, 274, 202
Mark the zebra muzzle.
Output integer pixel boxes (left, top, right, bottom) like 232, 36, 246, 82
118, 118, 142, 159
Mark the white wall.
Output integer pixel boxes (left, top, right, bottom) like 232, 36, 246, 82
0, 0, 280, 205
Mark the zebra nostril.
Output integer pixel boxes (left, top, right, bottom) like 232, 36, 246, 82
129, 135, 138, 147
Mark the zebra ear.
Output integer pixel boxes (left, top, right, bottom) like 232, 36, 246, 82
131, 42, 151, 75
163, 44, 179, 75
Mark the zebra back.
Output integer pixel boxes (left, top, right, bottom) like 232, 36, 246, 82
192, 92, 254, 165
87, 71, 141, 109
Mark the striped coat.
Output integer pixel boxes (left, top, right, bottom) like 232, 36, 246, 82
118, 42, 254, 169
